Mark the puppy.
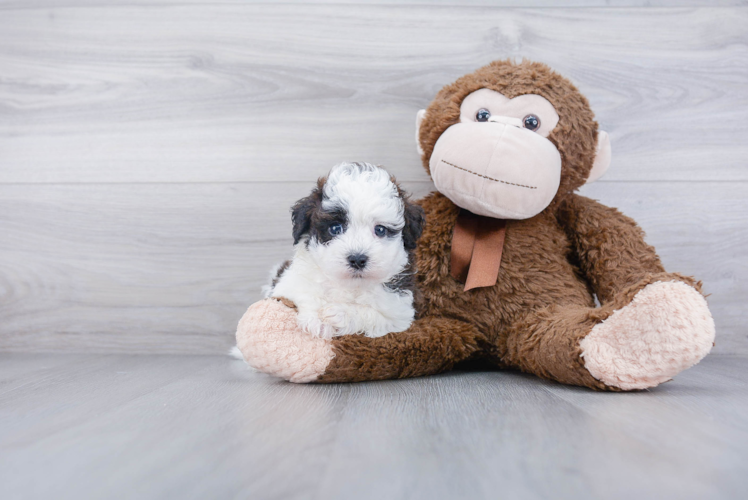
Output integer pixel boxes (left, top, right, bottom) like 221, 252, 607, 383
265, 162, 424, 339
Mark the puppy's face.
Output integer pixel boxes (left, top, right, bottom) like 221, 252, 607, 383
291, 163, 424, 285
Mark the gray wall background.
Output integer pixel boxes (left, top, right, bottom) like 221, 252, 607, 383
0, 1, 746, 355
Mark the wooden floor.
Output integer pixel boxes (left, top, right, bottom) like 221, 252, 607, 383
0, 352, 745, 500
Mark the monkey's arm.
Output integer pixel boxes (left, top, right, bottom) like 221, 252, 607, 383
318, 315, 482, 383
557, 194, 701, 305
236, 298, 482, 383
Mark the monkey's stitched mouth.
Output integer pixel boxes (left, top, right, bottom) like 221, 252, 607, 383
440, 160, 537, 190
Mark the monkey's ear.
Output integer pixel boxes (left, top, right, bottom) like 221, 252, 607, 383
415, 109, 427, 157
291, 191, 319, 245
402, 200, 425, 250
586, 130, 611, 183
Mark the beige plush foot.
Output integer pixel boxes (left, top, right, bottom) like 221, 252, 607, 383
236, 299, 335, 383
580, 281, 715, 390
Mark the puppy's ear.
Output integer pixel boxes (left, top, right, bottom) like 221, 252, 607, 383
291, 182, 323, 244
402, 198, 425, 250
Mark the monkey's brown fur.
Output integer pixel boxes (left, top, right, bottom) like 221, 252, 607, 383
317, 60, 702, 390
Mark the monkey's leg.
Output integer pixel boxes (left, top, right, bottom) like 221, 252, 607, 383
503, 274, 715, 391
236, 299, 484, 383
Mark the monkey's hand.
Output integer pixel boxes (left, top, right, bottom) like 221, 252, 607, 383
236, 299, 334, 383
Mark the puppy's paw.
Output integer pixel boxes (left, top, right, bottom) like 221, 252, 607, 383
319, 305, 352, 332
298, 312, 338, 339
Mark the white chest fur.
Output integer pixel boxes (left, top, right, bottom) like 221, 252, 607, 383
268, 246, 415, 339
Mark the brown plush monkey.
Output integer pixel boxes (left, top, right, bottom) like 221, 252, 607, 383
236, 60, 714, 391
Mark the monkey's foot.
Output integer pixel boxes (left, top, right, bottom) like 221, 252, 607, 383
580, 281, 715, 390
236, 299, 334, 383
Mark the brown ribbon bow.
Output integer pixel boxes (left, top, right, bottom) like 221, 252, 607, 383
450, 211, 507, 291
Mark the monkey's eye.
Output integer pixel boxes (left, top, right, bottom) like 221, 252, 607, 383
329, 223, 343, 236
374, 225, 388, 238
523, 114, 541, 132
476, 108, 491, 122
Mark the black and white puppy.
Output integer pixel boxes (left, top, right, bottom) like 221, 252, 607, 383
265, 162, 424, 339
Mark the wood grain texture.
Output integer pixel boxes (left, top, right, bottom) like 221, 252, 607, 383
0, 5, 746, 183
0, 352, 746, 500
0, 181, 745, 354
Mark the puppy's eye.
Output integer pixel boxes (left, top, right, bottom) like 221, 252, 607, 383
374, 225, 388, 238
523, 114, 541, 132
476, 108, 491, 122
328, 223, 343, 236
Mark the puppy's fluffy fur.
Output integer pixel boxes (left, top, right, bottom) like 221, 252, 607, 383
266, 162, 424, 338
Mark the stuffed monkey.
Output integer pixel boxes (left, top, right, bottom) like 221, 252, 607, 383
237, 60, 715, 391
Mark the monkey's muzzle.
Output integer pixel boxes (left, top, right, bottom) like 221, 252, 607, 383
429, 120, 562, 220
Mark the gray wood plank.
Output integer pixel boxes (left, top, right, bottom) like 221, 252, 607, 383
0, 5, 746, 183
0, 353, 745, 500
318, 363, 748, 500
544, 357, 748, 458
0, 181, 745, 354
0, 353, 92, 397
0, 355, 220, 444
0, 353, 350, 500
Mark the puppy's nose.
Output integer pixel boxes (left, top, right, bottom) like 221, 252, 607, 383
347, 253, 368, 270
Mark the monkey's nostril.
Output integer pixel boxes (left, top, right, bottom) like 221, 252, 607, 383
347, 253, 368, 270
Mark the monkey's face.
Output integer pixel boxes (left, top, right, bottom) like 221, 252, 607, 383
417, 60, 612, 219
428, 88, 562, 220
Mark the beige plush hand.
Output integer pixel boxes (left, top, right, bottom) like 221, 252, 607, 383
235, 299, 334, 383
